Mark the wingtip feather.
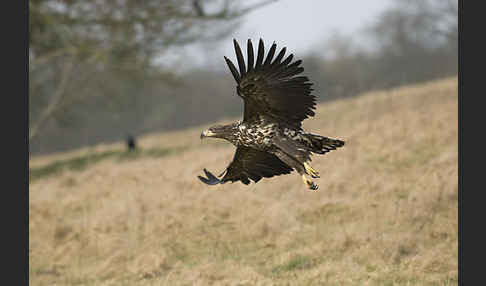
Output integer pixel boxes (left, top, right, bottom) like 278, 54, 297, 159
233, 39, 246, 76
224, 56, 241, 83
247, 39, 254, 72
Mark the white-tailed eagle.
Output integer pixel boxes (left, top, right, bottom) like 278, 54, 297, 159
198, 39, 344, 190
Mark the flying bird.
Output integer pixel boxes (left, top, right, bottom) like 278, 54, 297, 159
198, 39, 345, 190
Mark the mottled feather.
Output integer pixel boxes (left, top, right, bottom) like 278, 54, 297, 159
221, 146, 293, 184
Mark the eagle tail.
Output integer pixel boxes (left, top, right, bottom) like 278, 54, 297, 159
304, 133, 345, 155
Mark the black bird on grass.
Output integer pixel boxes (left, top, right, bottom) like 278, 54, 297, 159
126, 135, 137, 151
198, 39, 345, 190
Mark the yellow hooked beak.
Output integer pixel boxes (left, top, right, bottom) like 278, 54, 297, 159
200, 129, 216, 139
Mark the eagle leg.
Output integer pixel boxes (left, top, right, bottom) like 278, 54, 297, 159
198, 168, 222, 185
304, 162, 320, 178
302, 174, 319, 191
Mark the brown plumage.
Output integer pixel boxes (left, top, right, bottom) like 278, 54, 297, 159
198, 39, 345, 190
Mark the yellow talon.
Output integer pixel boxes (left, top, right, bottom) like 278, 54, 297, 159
302, 174, 319, 191
304, 162, 320, 178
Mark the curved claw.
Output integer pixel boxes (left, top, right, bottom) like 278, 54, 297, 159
302, 174, 319, 191
308, 182, 319, 191
198, 168, 222, 185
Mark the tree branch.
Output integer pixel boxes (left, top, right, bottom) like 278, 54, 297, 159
29, 61, 74, 141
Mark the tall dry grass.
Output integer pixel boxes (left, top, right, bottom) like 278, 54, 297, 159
29, 77, 458, 285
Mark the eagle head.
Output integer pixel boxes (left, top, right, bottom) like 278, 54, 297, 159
200, 123, 239, 141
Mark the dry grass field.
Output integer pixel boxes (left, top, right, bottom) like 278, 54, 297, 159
29, 77, 458, 285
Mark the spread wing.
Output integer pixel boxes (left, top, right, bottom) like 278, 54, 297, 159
224, 39, 317, 128
198, 146, 293, 186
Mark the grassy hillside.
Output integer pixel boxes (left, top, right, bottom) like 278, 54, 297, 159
29, 77, 458, 285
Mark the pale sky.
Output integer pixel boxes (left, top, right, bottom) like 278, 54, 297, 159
166, 0, 392, 72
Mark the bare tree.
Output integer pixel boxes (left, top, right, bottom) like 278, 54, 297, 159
363, 0, 458, 87
304, 0, 457, 100
368, 0, 457, 55
29, 0, 277, 142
